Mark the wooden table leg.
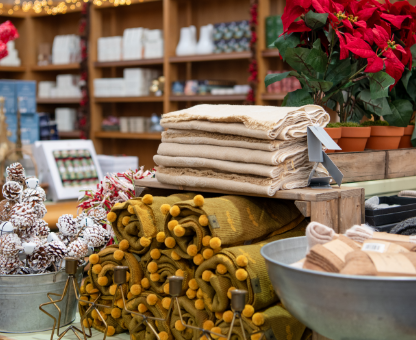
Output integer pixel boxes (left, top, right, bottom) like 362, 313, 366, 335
310, 199, 339, 233
338, 191, 362, 234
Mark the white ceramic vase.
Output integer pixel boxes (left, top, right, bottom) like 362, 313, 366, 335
176, 26, 197, 56
196, 24, 214, 54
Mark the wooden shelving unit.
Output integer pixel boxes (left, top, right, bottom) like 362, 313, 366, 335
94, 96, 164, 103
261, 49, 279, 57
31, 63, 80, 71
0, 66, 26, 72
170, 94, 247, 102
37, 97, 81, 104
261, 92, 287, 100
94, 131, 162, 140
169, 51, 251, 63
94, 58, 164, 68
59, 130, 82, 138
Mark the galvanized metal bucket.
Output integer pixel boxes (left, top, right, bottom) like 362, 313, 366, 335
261, 236, 416, 340
0, 266, 83, 333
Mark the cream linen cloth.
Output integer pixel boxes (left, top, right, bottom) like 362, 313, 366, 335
160, 104, 330, 140
157, 142, 308, 166
161, 129, 306, 151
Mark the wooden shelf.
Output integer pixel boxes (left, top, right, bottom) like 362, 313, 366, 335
261, 93, 287, 100
94, 58, 164, 68
59, 130, 82, 138
94, 0, 162, 9
0, 66, 26, 72
169, 52, 251, 63
94, 96, 164, 103
31, 63, 80, 71
261, 49, 280, 57
170, 94, 247, 102
37, 97, 81, 104
94, 131, 162, 140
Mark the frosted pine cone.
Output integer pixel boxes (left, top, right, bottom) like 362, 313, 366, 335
22, 188, 46, 204
57, 214, 78, 237
58, 233, 75, 246
15, 266, 31, 275
0, 254, 22, 274
67, 239, 88, 259
0, 233, 22, 257
2, 181, 22, 201
6, 163, 25, 186
29, 245, 53, 272
36, 220, 50, 238
88, 207, 107, 222
83, 225, 109, 248
16, 222, 38, 241
45, 240, 67, 262
26, 236, 42, 247
0, 200, 14, 221
32, 203, 47, 219
9, 203, 37, 229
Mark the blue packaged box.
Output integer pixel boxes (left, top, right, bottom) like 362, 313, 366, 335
5, 112, 39, 145
16, 80, 36, 113
0, 80, 16, 114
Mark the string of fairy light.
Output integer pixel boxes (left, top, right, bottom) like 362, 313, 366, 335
0, 0, 139, 15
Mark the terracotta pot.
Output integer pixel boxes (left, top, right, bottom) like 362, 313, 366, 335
337, 127, 371, 152
324, 127, 342, 153
366, 126, 405, 150
398, 125, 415, 149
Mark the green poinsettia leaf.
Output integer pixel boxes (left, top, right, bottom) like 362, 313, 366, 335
410, 44, 416, 70
285, 48, 314, 76
301, 74, 333, 92
321, 81, 353, 102
305, 11, 329, 30
384, 99, 413, 127
401, 69, 412, 90
273, 33, 300, 61
264, 71, 299, 87
405, 72, 416, 101
356, 89, 392, 117
282, 89, 314, 107
305, 39, 328, 73
326, 56, 355, 88
369, 71, 395, 99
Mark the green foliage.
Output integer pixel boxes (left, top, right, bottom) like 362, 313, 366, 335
338, 122, 361, 127
384, 100, 414, 127
282, 89, 314, 106
360, 120, 390, 127
305, 11, 328, 30
326, 123, 341, 128
273, 33, 300, 61
369, 72, 395, 99
410, 121, 415, 126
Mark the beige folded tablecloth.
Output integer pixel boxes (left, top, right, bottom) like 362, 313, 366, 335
157, 142, 308, 166
160, 104, 330, 140
162, 129, 307, 151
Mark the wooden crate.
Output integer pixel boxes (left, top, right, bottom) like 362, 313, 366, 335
386, 149, 416, 179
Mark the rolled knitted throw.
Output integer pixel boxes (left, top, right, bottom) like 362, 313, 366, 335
304, 235, 361, 273
398, 190, 416, 198
162, 129, 307, 152
163, 195, 303, 260
160, 104, 330, 140
346, 224, 416, 243
390, 217, 416, 236
305, 222, 337, 251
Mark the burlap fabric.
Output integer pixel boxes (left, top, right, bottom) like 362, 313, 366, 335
110, 194, 196, 254
164, 195, 303, 260
170, 296, 215, 340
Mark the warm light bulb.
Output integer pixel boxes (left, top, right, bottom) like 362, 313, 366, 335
8, 9, 13, 13
70, 4, 75, 8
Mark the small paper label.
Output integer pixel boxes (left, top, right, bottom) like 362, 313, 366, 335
367, 252, 416, 276
362, 243, 386, 253
372, 232, 410, 243
362, 240, 410, 254
323, 239, 354, 262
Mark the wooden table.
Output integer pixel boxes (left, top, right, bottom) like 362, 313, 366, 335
44, 200, 79, 231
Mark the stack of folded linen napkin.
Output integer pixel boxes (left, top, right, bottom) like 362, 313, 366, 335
154, 104, 330, 196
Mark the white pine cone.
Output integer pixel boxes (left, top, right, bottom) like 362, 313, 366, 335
36, 220, 50, 238
87, 207, 107, 222
26, 236, 43, 247
45, 240, 67, 262
67, 239, 88, 259
28, 245, 53, 272
0, 200, 14, 221
57, 214, 78, 236
6, 163, 25, 186
9, 212, 37, 230
16, 222, 38, 241
58, 233, 75, 246
83, 225, 109, 248
0, 233, 22, 257
32, 203, 47, 219
22, 188, 46, 204
0, 254, 22, 274
2, 181, 23, 201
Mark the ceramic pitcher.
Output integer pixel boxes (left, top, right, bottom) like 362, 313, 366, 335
176, 25, 197, 56
196, 24, 214, 54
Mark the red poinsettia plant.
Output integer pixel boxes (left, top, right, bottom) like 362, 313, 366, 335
265, 0, 416, 127
0, 21, 19, 60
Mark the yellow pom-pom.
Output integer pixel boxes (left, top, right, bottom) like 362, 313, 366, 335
130, 284, 142, 296
236, 255, 248, 267
195, 298, 205, 310
243, 305, 254, 318
150, 249, 161, 260
122, 216, 130, 226
174, 225, 185, 237
236, 268, 248, 281
215, 312, 223, 320
147, 294, 158, 306
171, 250, 181, 260
227, 287, 236, 299
93, 319, 102, 327
203, 320, 214, 330
138, 303, 148, 313
252, 313, 265, 326
107, 325, 116, 336
188, 278, 198, 290
203, 248, 213, 260
160, 204, 171, 215
92, 264, 102, 275
89, 254, 99, 265
127, 292, 133, 300
156, 232, 166, 243
140, 237, 152, 248
193, 195, 204, 207
150, 273, 160, 282
202, 235, 211, 247
202, 270, 213, 282
128, 205, 135, 214
163, 283, 170, 295
162, 297, 171, 310
107, 212, 117, 223
111, 308, 121, 319
109, 285, 117, 296
223, 310, 233, 323
119, 239, 129, 251
199, 215, 209, 227
209, 237, 221, 250
90, 293, 99, 300
187, 244, 198, 257
91, 309, 99, 319
80, 286, 86, 294
170, 205, 181, 217
175, 269, 184, 277
193, 254, 204, 265
113, 250, 124, 261
126, 272, 130, 282
141, 278, 150, 289
213, 247, 222, 254
211, 327, 222, 339
159, 331, 168, 340
186, 288, 196, 299
251, 333, 262, 340
83, 318, 92, 327
148, 261, 158, 274
97, 276, 108, 286
197, 289, 204, 300
142, 194, 153, 205
175, 319, 186, 331
216, 264, 227, 275
79, 295, 89, 306
168, 220, 178, 231
86, 283, 98, 294
116, 299, 124, 309
165, 237, 176, 249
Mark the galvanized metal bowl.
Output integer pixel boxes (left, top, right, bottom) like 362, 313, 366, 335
0, 267, 83, 333
261, 236, 416, 340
